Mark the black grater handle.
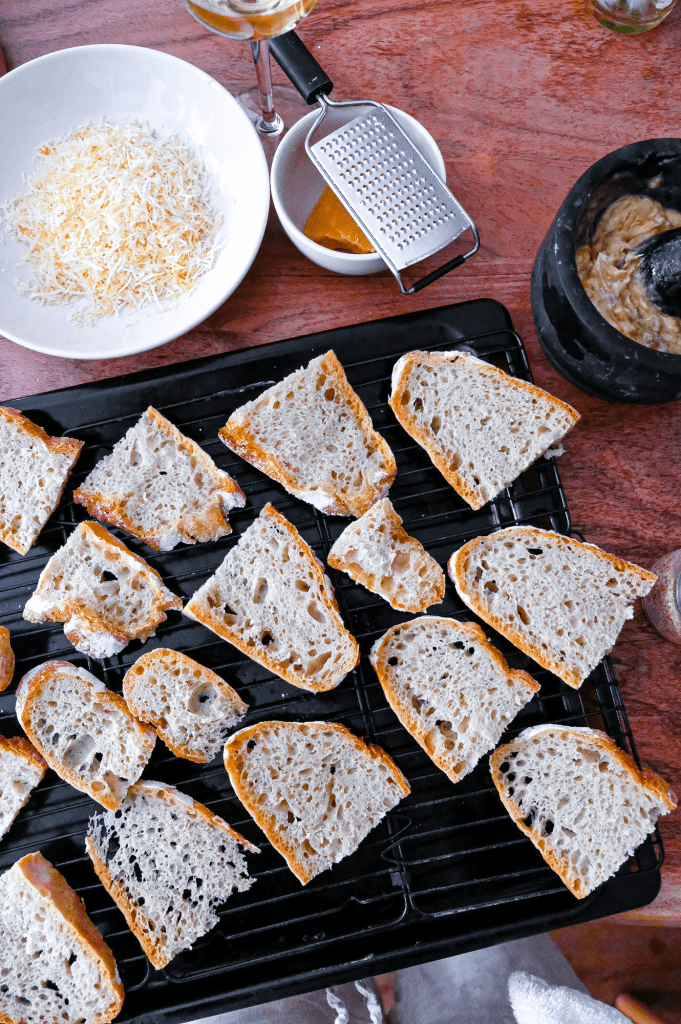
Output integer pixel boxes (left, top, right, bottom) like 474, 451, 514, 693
268, 30, 333, 105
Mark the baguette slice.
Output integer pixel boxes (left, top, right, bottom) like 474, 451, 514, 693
123, 648, 248, 763
0, 851, 124, 1024
389, 351, 580, 510
0, 626, 14, 691
23, 521, 183, 659
450, 527, 657, 689
219, 350, 396, 518
0, 735, 48, 841
16, 660, 156, 809
0, 406, 83, 555
86, 779, 259, 969
370, 617, 539, 784
224, 720, 410, 885
490, 724, 677, 898
328, 498, 445, 613
184, 503, 359, 693
73, 406, 246, 551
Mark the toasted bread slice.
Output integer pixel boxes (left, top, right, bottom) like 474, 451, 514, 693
16, 660, 156, 809
224, 720, 410, 885
389, 351, 579, 510
184, 503, 359, 693
450, 526, 657, 688
219, 351, 396, 517
123, 648, 248, 763
74, 406, 246, 551
0, 626, 14, 692
328, 498, 445, 613
23, 521, 182, 659
370, 617, 539, 784
86, 780, 259, 969
0, 406, 83, 555
0, 735, 47, 841
0, 851, 124, 1024
490, 724, 677, 898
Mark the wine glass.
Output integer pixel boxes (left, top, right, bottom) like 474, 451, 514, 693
182, 0, 318, 137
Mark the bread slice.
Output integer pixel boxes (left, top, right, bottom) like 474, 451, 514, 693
184, 503, 359, 693
0, 850, 124, 1024
388, 351, 580, 510
489, 724, 677, 898
328, 498, 445, 613
16, 660, 156, 809
123, 648, 248, 763
370, 617, 539, 784
0, 406, 83, 555
219, 350, 396, 518
0, 735, 47, 841
85, 779, 259, 969
450, 526, 657, 689
0, 626, 14, 692
23, 520, 182, 659
224, 720, 410, 885
73, 406, 246, 551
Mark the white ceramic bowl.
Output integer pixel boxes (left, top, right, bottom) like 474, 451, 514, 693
271, 105, 447, 275
0, 45, 269, 360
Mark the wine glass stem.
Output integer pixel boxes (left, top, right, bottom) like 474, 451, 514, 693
250, 40, 284, 137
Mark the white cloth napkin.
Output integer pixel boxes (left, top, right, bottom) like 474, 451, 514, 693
508, 972, 630, 1024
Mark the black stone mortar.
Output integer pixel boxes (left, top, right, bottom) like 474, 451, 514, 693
531, 138, 681, 404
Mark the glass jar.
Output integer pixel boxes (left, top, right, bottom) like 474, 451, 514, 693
586, 0, 678, 33
642, 549, 681, 644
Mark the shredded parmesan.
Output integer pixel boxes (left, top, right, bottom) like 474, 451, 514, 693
0, 120, 222, 324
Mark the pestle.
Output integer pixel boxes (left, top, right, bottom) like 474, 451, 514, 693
636, 226, 681, 319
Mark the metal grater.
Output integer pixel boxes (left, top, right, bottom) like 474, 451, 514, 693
270, 33, 480, 295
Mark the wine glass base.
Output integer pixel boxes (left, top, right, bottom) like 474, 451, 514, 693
238, 84, 312, 135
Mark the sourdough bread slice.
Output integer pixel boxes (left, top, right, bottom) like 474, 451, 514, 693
224, 720, 410, 885
388, 351, 580, 510
370, 617, 539, 784
0, 735, 47, 841
0, 851, 124, 1024
74, 406, 246, 551
450, 526, 657, 688
0, 625, 14, 691
123, 648, 248, 763
16, 660, 156, 809
219, 350, 396, 517
184, 503, 359, 693
23, 521, 182, 659
489, 724, 677, 898
328, 498, 445, 613
85, 779, 259, 969
0, 406, 83, 555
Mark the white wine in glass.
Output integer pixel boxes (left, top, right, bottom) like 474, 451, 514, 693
182, 0, 319, 136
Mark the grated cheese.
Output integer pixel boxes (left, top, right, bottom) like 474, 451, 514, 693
0, 120, 222, 325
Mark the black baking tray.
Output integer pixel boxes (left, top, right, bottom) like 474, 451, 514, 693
0, 299, 663, 1023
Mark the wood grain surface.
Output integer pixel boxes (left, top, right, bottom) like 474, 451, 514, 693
1, 0, 680, 920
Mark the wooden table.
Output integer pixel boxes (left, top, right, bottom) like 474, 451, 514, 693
1, 0, 680, 925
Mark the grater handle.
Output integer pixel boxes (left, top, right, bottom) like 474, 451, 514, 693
268, 30, 333, 105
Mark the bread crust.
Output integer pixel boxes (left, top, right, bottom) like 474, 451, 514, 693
449, 526, 657, 688
0, 627, 14, 692
224, 720, 410, 885
388, 352, 580, 511
85, 780, 259, 969
16, 660, 156, 810
371, 617, 540, 783
489, 726, 677, 898
219, 351, 396, 518
74, 407, 246, 551
0, 406, 83, 555
184, 504, 360, 693
122, 648, 248, 762
6, 851, 124, 1024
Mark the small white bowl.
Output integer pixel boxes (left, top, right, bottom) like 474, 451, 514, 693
271, 105, 447, 276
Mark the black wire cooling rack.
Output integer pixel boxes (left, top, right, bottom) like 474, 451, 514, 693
0, 299, 663, 1022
